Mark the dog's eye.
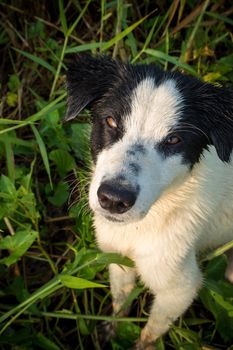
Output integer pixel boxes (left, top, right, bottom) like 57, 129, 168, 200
166, 135, 181, 145
105, 116, 117, 129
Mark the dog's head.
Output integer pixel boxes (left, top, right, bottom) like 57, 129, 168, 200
65, 55, 233, 223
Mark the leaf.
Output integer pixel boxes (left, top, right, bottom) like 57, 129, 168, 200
0, 175, 16, 198
121, 286, 143, 313
34, 333, 60, 350
69, 251, 135, 274
59, 275, 107, 289
6, 92, 18, 107
0, 229, 38, 266
210, 291, 233, 342
31, 124, 53, 188
155, 337, 166, 350
69, 123, 91, 161
49, 149, 76, 177
95, 252, 135, 267
114, 321, 141, 348
204, 278, 225, 296
216, 280, 233, 299
202, 254, 227, 280
0, 328, 33, 345
199, 287, 233, 342
66, 249, 99, 273
19, 191, 39, 220
79, 265, 98, 280
28, 20, 45, 40
7, 74, 20, 92
48, 181, 69, 207
203, 72, 222, 82
172, 326, 200, 343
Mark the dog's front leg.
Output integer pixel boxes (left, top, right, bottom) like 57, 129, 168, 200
99, 264, 136, 344
133, 253, 202, 350
110, 263, 136, 316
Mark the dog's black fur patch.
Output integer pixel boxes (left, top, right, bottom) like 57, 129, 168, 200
65, 54, 233, 166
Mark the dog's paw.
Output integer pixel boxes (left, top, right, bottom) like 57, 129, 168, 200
130, 339, 156, 350
97, 320, 117, 346
225, 249, 233, 283
225, 268, 233, 283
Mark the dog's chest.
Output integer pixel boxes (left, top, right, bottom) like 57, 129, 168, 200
94, 213, 194, 290
93, 212, 189, 260
95, 217, 154, 251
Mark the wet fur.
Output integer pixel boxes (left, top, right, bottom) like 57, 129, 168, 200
65, 55, 233, 349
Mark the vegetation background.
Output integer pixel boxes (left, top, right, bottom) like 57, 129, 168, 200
0, 0, 233, 349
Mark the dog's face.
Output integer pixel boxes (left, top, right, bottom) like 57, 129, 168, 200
88, 78, 201, 223
65, 55, 233, 224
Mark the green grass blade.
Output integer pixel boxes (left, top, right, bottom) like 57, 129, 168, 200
40, 311, 147, 323
94, 252, 134, 267
13, 48, 56, 74
100, 0, 105, 42
144, 48, 198, 76
206, 11, 233, 27
112, 0, 123, 58
101, 13, 150, 52
201, 240, 233, 262
31, 124, 53, 189
67, 0, 92, 37
65, 42, 104, 54
0, 119, 23, 125
0, 277, 60, 325
59, 0, 68, 35
59, 275, 107, 289
50, 0, 92, 97
0, 283, 61, 335
2, 135, 15, 182
0, 93, 66, 134
184, 0, 210, 62
132, 16, 159, 63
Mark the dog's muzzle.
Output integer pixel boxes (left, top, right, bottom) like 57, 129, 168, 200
97, 181, 138, 214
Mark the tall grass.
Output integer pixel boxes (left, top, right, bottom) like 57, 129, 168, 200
0, 1, 233, 349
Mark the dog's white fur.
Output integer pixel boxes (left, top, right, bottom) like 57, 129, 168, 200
89, 79, 188, 222
89, 78, 233, 348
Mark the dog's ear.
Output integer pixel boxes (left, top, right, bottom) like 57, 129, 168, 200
64, 54, 120, 121
206, 87, 233, 162
210, 127, 233, 163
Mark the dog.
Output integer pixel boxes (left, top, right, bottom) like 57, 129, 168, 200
65, 54, 233, 350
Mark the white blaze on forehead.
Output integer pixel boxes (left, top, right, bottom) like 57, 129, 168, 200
125, 78, 183, 142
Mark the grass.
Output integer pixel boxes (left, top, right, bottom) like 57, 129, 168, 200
0, 0, 233, 349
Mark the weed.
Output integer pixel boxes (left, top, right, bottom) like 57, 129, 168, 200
0, 1, 233, 349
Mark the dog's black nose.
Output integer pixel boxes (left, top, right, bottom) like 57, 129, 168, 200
97, 182, 137, 214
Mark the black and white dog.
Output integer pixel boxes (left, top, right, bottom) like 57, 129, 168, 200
65, 55, 233, 350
